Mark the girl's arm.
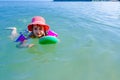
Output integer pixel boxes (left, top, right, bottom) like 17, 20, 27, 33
16, 32, 35, 48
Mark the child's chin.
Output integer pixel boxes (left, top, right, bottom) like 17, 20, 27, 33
36, 35, 42, 38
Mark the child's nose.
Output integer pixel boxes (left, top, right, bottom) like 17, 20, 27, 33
37, 29, 40, 32
36, 29, 42, 33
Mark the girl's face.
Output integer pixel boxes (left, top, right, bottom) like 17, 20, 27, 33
33, 25, 45, 38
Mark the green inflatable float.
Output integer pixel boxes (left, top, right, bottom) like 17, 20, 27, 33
39, 36, 59, 44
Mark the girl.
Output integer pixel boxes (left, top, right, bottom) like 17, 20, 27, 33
17, 16, 50, 48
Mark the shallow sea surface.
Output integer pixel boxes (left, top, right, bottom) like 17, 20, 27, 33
0, 1, 120, 80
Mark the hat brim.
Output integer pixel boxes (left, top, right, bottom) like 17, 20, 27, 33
28, 23, 50, 31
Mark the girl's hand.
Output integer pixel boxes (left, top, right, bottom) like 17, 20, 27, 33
28, 44, 35, 48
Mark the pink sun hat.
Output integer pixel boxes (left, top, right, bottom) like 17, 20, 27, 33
28, 16, 50, 31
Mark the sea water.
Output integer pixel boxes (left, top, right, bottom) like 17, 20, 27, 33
0, 1, 120, 80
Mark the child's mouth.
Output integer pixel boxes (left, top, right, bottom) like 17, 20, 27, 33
36, 33, 40, 35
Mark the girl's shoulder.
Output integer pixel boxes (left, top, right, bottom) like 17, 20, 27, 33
27, 32, 36, 38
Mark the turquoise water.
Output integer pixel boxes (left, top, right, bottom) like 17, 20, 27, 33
0, 1, 120, 80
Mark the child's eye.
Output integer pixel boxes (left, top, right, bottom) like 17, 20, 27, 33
39, 27, 42, 30
34, 28, 37, 30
